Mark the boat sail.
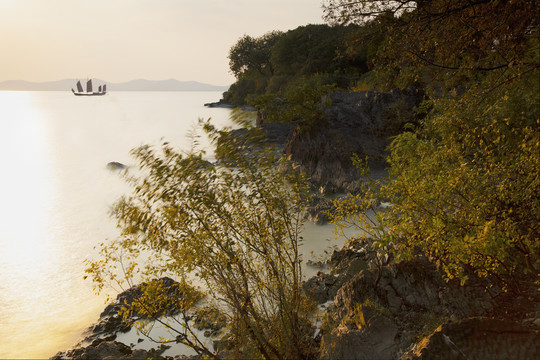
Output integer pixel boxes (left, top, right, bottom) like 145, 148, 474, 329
72, 79, 107, 96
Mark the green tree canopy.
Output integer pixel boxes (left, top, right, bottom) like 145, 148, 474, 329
224, 23, 386, 105
228, 31, 284, 78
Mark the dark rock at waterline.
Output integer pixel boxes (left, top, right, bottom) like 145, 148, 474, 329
100, 277, 182, 319
50, 340, 170, 360
305, 194, 335, 224
106, 161, 127, 170
302, 238, 375, 304
51, 278, 183, 360
303, 272, 340, 304
204, 99, 235, 108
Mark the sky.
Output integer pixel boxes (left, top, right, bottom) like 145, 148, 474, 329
0, 0, 325, 86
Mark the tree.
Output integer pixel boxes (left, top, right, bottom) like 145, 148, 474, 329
228, 31, 284, 78
332, 71, 540, 294
322, 0, 540, 88
270, 24, 364, 77
225, 24, 379, 104
248, 75, 337, 132
85, 120, 317, 359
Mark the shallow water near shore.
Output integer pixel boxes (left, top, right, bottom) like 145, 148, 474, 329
0, 91, 348, 358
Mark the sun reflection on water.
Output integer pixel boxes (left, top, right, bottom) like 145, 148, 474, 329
0, 92, 106, 358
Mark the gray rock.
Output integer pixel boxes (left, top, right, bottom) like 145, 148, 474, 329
284, 88, 424, 192
320, 305, 399, 360
204, 99, 235, 108
401, 318, 540, 360
106, 161, 127, 170
302, 272, 340, 304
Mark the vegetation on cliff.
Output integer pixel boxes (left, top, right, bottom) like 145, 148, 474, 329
83, 1, 539, 358
325, 0, 539, 294
224, 23, 388, 106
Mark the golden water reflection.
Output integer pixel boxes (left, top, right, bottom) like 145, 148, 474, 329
0, 92, 108, 358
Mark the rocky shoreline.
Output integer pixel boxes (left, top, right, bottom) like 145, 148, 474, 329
53, 90, 539, 359
54, 238, 539, 359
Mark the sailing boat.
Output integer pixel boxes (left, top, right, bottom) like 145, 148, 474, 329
72, 79, 107, 96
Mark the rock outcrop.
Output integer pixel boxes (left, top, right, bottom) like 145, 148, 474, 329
203, 99, 235, 108
402, 318, 539, 360
285, 88, 424, 192
308, 238, 539, 359
50, 341, 171, 360
106, 161, 127, 170
51, 277, 183, 360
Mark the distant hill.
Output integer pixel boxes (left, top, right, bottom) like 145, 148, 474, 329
0, 79, 230, 92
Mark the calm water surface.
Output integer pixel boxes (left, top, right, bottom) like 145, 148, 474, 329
0, 91, 343, 358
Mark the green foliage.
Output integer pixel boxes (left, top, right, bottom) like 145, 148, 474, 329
270, 24, 364, 77
85, 120, 317, 358
327, 0, 540, 295
248, 75, 337, 131
223, 74, 268, 106
228, 31, 284, 78
225, 23, 388, 105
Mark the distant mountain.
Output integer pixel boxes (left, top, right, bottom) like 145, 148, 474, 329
0, 79, 229, 92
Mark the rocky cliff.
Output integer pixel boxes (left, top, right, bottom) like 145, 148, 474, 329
284, 88, 424, 192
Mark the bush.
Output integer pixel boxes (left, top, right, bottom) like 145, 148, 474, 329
332, 73, 540, 293
85, 120, 317, 358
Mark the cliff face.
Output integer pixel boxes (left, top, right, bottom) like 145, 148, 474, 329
284, 88, 424, 192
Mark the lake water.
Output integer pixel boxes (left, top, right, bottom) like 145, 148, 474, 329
0, 91, 343, 358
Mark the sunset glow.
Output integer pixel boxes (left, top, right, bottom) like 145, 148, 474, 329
0, 0, 323, 85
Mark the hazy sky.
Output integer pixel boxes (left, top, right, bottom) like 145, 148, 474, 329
0, 0, 324, 86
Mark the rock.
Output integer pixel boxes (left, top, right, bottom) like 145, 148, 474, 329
315, 238, 509, 359
334, 256, 494, 319
50, 341, 138, 360
106, 161, 127, 170
284, 88, 423, 192
101, 277, 181, 319
306, 259, 329, 269
401, 318, 540, 360
52, 277, 185, 360
302, 272, 340, 304
204, 99, 235, 108
320, 305, 400, 360
260, 123, 295, 151
305, 194, 335, 224
192, 307, 227, 334
329, 238, 372, 276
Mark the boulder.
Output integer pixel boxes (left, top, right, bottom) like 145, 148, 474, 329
314, 238, 508, 359
320, 305, 400, 360
303, 272, 340, 304
401, 317, 540, 360
106, 162, 127, 170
